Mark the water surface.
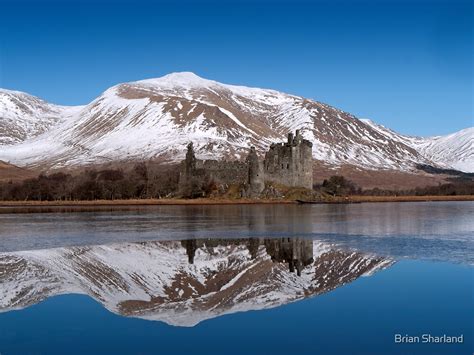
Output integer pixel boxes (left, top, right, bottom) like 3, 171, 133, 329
0, 202, 472, 354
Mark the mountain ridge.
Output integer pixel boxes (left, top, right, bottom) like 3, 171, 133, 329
0, 72, 472, 173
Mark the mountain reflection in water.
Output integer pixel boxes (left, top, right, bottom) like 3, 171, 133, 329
0, 238, 392, 326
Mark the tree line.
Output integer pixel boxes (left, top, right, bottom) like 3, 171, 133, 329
0, 168, 472, 201
0, 163, 180, 201
317, 175, 474, 197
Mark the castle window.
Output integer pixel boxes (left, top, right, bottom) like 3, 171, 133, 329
281, 164, 284, 169
287, 163, 289, 169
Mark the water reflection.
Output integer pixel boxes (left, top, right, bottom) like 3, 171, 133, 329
0, 238, 391, 326
0, 202, 472, 264
182, 238, 314, 276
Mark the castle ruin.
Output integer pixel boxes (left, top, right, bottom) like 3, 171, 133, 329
264, 131, 313, 190
179, 130, 313, 196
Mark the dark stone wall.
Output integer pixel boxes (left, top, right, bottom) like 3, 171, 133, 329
195, 159, 248, 185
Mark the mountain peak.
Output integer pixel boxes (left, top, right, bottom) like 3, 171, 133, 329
137, 71, 215, 88
163, 71, 203, 80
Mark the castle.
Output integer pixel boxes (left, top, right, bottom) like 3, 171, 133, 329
179, 130, 313, 196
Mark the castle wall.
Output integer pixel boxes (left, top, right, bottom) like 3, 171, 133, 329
195, 159, 248, 185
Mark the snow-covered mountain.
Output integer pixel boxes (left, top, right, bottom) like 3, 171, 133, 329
0, 238, 392, 327
0, 72, 472, 172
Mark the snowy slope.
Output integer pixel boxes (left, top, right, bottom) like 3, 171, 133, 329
0, 89, 82, 145
361, 120, 474, 172
0, 72, 471, 172
0, 239, 392, 326
411, 128, 473, 172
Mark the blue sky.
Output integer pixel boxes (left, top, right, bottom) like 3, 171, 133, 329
0, 0, 472, 136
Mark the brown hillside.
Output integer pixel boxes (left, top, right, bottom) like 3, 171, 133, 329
313, 162, 450, 190
0, 161, 37, 182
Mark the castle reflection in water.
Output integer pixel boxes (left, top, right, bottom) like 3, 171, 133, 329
183, 238, 314, 276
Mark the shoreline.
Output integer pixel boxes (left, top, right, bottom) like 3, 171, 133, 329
0, 198, 295, 208
337, 195, 474, 203
0, 195, 472, 208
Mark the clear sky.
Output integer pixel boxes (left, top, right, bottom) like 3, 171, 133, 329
0, 0, 472, 136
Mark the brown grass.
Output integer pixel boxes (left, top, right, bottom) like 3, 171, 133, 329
0, 195, 472, 208
0, 198, 295, 207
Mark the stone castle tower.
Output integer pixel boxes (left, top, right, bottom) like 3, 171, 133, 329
263, 129, 313, 190
246, 146, 265, 195
183, 142, 197, 179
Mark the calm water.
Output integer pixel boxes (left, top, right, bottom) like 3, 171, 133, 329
0, 202, 472, 354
